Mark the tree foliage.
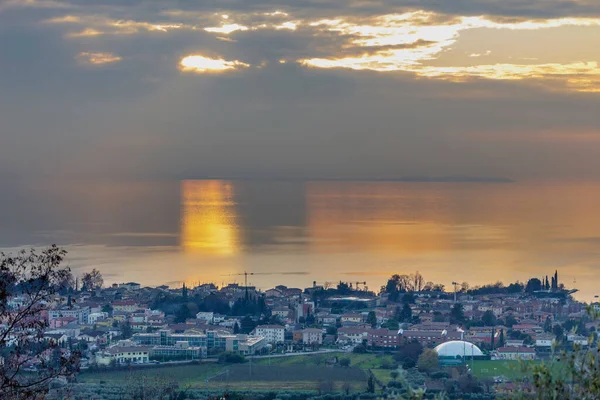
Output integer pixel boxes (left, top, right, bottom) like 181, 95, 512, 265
416, 348, 439, 373
81, 268, 103, 291
0, 246, 80, 399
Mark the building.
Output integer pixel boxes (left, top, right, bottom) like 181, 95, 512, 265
96, 346, 151, 366
368, 329, 401, 348
196, 312, 214, 323
151, 342, 203, 360
119, 282, 141, 291
265, 288, 283, 298
272, 308, 290, 319
340, 313, 363, 324
88, 312, 109, 324
435, 341, 483, 358
535, 334, 554, 348
132, 329, 266, 356
253, 325, 285, 344
495, 346, 536, 360
112, 300, 140, 313
48, 306, 90, 324
301, 328, 323, 345
400, 329, 462, 347
338, 327, 370, 345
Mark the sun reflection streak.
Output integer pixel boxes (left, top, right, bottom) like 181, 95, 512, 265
181, 180, 240, 255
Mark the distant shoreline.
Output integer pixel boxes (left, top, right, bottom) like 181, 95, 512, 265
186, 176, 515, 183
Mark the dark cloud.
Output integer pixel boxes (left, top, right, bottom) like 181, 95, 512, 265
0, 0, 599, 182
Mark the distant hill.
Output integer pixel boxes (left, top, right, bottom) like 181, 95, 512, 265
188, 176, 514, 183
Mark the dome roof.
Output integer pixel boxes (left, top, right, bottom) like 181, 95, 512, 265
434, 341, 483, 357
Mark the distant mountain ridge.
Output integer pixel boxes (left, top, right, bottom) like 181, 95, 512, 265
188, 176, 514, 183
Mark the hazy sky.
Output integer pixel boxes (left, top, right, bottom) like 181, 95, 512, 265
1, 0, 599, 181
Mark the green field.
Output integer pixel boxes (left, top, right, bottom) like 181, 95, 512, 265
254, 352, 394, 368
78, 353, 396, 391
471, 360, 568, 380
79, 364, 226, 386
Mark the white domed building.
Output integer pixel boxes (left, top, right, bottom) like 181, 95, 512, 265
435, 340, 483, 358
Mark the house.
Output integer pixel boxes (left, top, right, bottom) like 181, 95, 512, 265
317, 313, 338, 326
119, 282, 141, 291
569, 335, 589, 346
535, 334, 554, 348
112, 301, 139, 313
48, 306, 90, 324
50, 316, 78, 329
338, 327, 370, 345
265, 288, 283, 298
272, 308, 290, 319
196, 312, 214, 323
340, 313, 363, 325
43, 332, 68, 346
96, 346, 151, 366
302, 328, 323, 345
253, 325, 285, 344
505, 339, 525, 348
495, 346, 536, 360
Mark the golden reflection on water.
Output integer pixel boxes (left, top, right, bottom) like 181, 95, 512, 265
180, 180, 240, 255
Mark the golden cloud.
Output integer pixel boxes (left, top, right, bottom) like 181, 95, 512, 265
180, 55, 250, 73
77, 52, 122, 65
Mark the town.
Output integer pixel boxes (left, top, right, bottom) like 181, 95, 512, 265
6, 261, 597, 399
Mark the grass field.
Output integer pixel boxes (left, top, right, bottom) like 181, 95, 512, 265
471, 360, 567, 380
254, 352, 394, 369
79, 357, 371, 391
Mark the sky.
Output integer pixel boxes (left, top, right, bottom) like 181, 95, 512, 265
1, 0, 599, 181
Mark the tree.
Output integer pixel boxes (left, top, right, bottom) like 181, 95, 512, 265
505, 315, 518, 328
386, 318, 400, 330
417, 348, 439, 373
121, 319, 133, 339
233, 322, 240, 334
544, 316, 553, 333
174, 304, 192, 323
81, 268, 103, 291
395, 340, 423, 364
522, 308, 600, 399
481, 310, 497, 326
553, 324, 564, 342
366, 311, 377, 328
0, 246, 80, 399
525, 278, 542, 293
390, 370, 399, 381
399, 303, 413, 323
367, 376, 375, 393
102, 304, 113, 315
450, 303, 465, 324
339, 358, 351, 368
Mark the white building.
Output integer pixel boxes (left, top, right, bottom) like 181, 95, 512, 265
337, 327, 370, 344
196, 312, 214, 323
48, 306, 90, 324
302, 328, 323, 345
88, 312, 109, 324
535, 334, 554, 348
96, 346, 150, 366
253, 325, 285, 344
495, 346, 536, 360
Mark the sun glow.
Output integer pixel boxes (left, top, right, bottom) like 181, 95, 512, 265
181, 180, 240, 255
180, 55, 250, 73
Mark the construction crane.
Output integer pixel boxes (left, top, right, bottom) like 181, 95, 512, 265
221, 271, 308, 288
355, 281, 367, 291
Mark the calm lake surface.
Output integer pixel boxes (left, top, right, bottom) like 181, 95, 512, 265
2, 179, 600, 301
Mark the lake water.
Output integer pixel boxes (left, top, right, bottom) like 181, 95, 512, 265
2, 179, 600, 301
